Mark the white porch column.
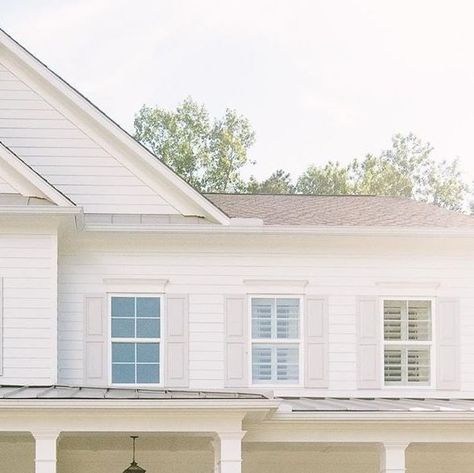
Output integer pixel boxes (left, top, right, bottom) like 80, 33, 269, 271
379, 442, 409, 473
213, 431, 245, 473
32, 431, 60, 473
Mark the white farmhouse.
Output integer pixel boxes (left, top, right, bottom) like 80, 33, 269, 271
0, 28, 474, 473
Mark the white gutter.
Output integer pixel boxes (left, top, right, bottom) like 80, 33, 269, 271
0, 399, 280, 410
0, 206, 82, 215
83, 223, 474, 238
270, 411, 474, 422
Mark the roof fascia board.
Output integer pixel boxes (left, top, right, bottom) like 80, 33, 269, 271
0, 31, 229, 224
0, 142, 75, 207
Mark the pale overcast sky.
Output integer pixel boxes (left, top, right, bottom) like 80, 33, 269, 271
1, 0, 474, 181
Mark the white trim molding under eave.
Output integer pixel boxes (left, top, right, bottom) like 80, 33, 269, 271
0, 28, 229, 224
243, 279, 309, 295
103, 278, 169, 293
0, 142, 75, 207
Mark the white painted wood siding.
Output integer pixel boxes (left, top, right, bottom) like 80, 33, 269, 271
0, 175, 17, 193
0, 224, 57, 384
58, 233, 474, 397
0, 62, 179, 214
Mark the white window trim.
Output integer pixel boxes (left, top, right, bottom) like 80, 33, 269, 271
380, 296, 436, 389
108, 293, 164, 388
248, 294, 304, 388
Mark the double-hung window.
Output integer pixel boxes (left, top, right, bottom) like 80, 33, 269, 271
110, 295, 161, 385
383, 299, 432, 386
251, 297, 301, 384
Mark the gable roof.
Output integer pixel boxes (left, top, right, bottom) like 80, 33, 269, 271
205, 194, 474, 228
0, 28, 229, 223
0, 141, 75, 206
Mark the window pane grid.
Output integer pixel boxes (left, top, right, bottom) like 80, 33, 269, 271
111, 296, 161, 384
251, 297, 300, 384
383, 299, 432, 386
252, 344, 299, 384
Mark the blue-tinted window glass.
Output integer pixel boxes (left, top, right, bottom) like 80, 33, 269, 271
137, 297, 160, 318
252, 344, 273, 383
137, 318, 160, 338
137, 364, 159, 384
111, 297, 135, 317
111, 297, 161, 385
137, 343, 160, 363
112, 363, 135, 383
112, 318, 135, 338
112, 343, 135, 363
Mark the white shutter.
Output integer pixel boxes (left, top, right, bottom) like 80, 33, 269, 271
0, 278, 3, 375
305, 296, 329, 388
164, 294, 189, 388
83, 295, 108, 386
357, 297, 382, 389
224, 295, 248, 387
437, 298, 460, 390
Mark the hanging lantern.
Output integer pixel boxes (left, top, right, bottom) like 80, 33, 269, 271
123, 436, 146, 473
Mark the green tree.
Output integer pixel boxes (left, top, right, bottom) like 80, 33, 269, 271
296, 134, 469, 211
296, 161, 352, 194
134, 97, 255, 192
246, 169, 295, 194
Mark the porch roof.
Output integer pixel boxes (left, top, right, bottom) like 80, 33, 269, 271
282, 397, 474, 412
0, 385, 270, 400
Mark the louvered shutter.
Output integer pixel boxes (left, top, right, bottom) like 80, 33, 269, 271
357, 297, 382, 389
224, 295, 248, 387
437, 298, 460, 390
305, 296, 329, 388
164, 295, 189, 388
83, 295, 108, 386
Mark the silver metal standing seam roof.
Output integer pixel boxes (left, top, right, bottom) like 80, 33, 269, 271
2, 387, 474, 412
283, 397, 474, 412
0, 385, 269, 400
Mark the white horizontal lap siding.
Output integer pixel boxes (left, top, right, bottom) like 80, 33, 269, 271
0, 60, 179, 215
0, 175, 17, 193
0, 231, 57, 384
58, 235, 474, 395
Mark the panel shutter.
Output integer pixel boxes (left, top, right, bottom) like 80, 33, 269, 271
164, 294, 189, 388
357, 297, 382, 389
304, 296, 329, 388
437, 298, 460, 390
0, 278, 3, 375
83, 295, 108, 386
224, 295, 248, 387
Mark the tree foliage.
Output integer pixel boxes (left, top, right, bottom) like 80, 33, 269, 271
134, 97, 255, 192
246, 169, 295, 194
296, 161, 352, 195
294, 134, 468, 211
134, 99, 471, 211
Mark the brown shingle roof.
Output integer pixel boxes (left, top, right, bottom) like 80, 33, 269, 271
205, 194, 474, 227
